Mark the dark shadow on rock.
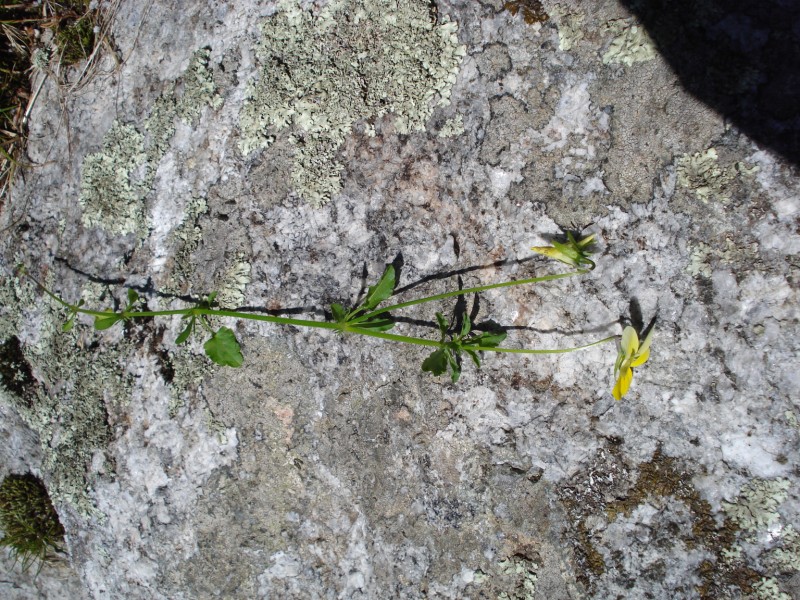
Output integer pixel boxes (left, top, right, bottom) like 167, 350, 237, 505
620, 0, 800, 165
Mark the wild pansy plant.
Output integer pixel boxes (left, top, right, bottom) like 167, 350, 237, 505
18, 232, 651, 397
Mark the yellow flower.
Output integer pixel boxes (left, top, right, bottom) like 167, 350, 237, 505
612, 325, 653, 400
532, 232, 596, 270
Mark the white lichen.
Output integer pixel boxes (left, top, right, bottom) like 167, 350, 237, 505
239, 0, 466, 205
602, 18, 656, 66
676, 147, 735, 203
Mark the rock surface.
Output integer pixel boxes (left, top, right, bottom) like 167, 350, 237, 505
1, 0, 799, 598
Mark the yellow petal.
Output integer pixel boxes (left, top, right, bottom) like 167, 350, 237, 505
638, 326, 654, 355
612, 366, 633, 400
531, 246, 571, 265
620, 326, 639, 356
630, 346, 650, 367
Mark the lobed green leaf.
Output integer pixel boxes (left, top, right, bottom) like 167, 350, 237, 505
204, 326, 244, 367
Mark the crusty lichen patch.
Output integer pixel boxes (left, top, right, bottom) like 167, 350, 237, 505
79, 122, 149, 236
215, 253, 251, 309
239, 0, 466, 205
676, 147, 758, 204
0, 275, 130, 515
602, 18, 656, 66
80, 48, 222, 237
722, 478, 790, 533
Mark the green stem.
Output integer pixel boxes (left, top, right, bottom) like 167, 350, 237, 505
358, 269, 586, 321
469, 335, 616, 354
343, 327, 616, 354
24, 268, 612, 357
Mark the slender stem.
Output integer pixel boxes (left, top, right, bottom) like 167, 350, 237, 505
197, 308, 341, 331
469, 336, 616, 354
22, 267, 612, 356
358, 270, 586, 321
344, 327, 616, 354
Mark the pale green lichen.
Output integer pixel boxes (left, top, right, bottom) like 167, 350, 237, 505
215, 254, 251, 309
556, 11, 584, 52
497, 556, 539, 599
239, 0, 466, 205
79, 122, 149, 236
166, 196, 209, 293
81, 48, 222, 236
751, 576, 792, 600
438, 115, 465, 138
686, 237, 760, 277
144, 88, 178, 163
602, 18, 656, 66
0, 275, 130, 516
770, 525, 800, 571
676, 148, 733, 203
168, 350, 214, 417
722, 478, 791, 533
175, 47, 224, 124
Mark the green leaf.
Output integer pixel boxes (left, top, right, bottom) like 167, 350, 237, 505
62, 315, 75, 332
203, 291, 218, 307
126, 289, 139, 308
331, 303, 347, 323
435, 312, 448, 336
459, 313, 472, 339
468, 330, 507, 348
464, 348, 481, 368
421, 348, 448, 376
362, 265, 395, 312
350, 317, 395, 332
175, 317, 195, 345
445, 348, 461, 383
94, 313, 122, 330
203, 326, 243, 367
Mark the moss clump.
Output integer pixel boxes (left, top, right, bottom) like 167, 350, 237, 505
239, 0, 466, 205
503, 0, 548, 25
0, 473, 65, 571
55, 17, 95, 65
0, 335, 37, 404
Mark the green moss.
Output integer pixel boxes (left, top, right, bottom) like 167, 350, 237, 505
0, 473, 65, 571
55, 17, 95, 65
239, 0, 466, 205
